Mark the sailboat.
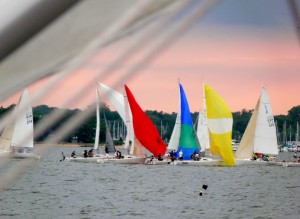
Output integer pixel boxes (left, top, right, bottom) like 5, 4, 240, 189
99, 83, 148, 164
175, 83, 235, 166
168, 83, 218, 166
235, 87, 278, 165
66, 88, 116, 163
0, 89, 40, 159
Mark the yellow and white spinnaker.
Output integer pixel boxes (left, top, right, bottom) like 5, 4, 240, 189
204, 84, 235, 166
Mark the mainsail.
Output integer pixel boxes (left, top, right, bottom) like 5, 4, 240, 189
124, 84, 167, 157
196, 84, 210, 151
98, 82, 134, 148
205, 84, 235, 166
0, 89, 34, 150
168, 87, 181, 151
103, 113, 116, 153
177, 83, 200, 160
236, 87, 278, 159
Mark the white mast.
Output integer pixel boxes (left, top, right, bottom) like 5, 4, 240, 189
94, 88, 100, 150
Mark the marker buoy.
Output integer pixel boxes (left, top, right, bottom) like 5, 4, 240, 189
199, 185, 208, 196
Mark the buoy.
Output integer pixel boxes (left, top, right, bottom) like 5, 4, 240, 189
199, 185, 208, 196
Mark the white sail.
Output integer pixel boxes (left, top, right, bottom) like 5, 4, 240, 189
98, 82, 134, 149
11, 89, 34, 148
0, 120, 14, 151
196, 112, 210, 151
94, 88, 100, 150
168, 87, 181, 151
103, 113, 115, 153
253, 88, 278, 155
236, 87, 278, 159
196, 83, 210, 151
123, 84, 134, 151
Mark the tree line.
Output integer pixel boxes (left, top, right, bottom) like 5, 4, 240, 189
0, 103, 299, 144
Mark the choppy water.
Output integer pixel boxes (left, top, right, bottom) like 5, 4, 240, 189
0, 147, 299, 219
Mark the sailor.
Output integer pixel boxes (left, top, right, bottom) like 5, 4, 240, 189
179, 150, 183, 161
88, 149, 94, 157
157, 153, 163, 161
71, 151, 76, 158
83, 150, 88, 158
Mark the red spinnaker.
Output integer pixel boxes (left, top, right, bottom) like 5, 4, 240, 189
125, 85, 167, 157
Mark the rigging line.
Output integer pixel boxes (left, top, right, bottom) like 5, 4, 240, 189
0, 0, 168, 141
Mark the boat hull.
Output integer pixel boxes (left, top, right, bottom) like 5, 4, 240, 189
145, 158, 173, 165
65, 154, 115, 163
267, 162, 300, 167
236, 159, 268, 165
105, 156, 146, 164
175, 158, 223, 166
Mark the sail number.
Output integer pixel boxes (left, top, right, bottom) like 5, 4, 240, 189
26, 112, 33, 124
267, 116, 275, 127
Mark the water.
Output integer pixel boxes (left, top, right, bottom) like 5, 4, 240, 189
0, 147, 299, 219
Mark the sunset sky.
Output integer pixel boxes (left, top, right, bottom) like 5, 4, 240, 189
1, 0, 300, 116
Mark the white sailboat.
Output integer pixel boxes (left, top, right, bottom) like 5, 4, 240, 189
0, 89, 40, 159
99, 83, 146, 164
235, 87, 278, 165
66, 88, 115, 163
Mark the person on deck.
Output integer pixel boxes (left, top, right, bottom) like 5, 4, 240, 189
83, 150, 88, 158
71, 151, 76, 158
179, 150, 183, 161
88, 149, 94, 157
157, 153, 163, 161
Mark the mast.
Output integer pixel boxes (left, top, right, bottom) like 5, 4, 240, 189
296, 121, 299, 142
94, 88, 100, 152
283, 121, 287, 145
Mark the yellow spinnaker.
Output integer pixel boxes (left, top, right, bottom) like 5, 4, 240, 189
205, 84, 235, 166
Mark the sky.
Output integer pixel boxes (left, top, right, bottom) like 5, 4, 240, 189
1, 0, 300, 116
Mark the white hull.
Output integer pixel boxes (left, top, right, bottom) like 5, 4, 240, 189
267, 161, 300, 167
105, 156, 146, 164
175, 158, 223, 166
236, 159, 268, 166
65, 154, 115, 163
0, 151, 40, 159
145, 158, 173, 165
